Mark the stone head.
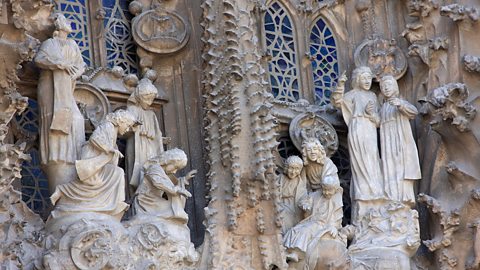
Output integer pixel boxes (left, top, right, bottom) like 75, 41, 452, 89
285, 155, 303, 179
380, 75, 399, 98
158, 148, 188, 174
107, 109, 141, 135
351, 66, 373, 91
301, 138, 326, 165
53, 13, 72, 34
321, 176, 340, 199
135, 78, 158, 108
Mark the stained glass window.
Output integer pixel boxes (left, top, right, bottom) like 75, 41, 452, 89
55, 0, 92, 66
103, 0, 139, 74
309, 17, 338, 105
264, 2, 300, 102
14, 100, 50, 219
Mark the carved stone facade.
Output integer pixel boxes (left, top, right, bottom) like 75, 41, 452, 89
1, 0, 480, 269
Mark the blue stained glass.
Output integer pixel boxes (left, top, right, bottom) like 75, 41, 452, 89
263, 1, 300, 102
103, 0, 139, 74
14, 100, 50, 218
310, 17, 338, 105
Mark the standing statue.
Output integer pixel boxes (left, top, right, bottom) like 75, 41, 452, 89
127, 78, 165, 188
301, 138, 339, 190
279, 155, 308, 234
133, 148, 196, 223
331, 67, 383, 219
35, 13, 86, 193
50, 110, 139, 221
379, 75, 421, 205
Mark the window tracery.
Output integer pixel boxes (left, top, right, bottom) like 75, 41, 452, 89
310, 17, 338, 105
103, 0, 139, 73
264, 2, 301, 102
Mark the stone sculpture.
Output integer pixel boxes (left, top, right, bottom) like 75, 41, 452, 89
49, 110, 139, 222
34, 13, 86, 193
331, 67, 383, 220
133, 148, 196, 222
279, 155, 307, 234
301, 137, 339, 190
283, 153, 346, 269
379, 75, 421, 205
126, 77, 165, 188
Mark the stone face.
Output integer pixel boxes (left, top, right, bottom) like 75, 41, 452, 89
1, 0, 480, 269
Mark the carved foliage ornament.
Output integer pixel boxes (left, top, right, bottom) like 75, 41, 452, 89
132, 7, 190, 54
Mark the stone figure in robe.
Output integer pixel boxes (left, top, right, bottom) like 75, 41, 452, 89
379, 75, 421, 205
50, 110, 140, 221
126, 78, 164, 188
34, 13, 86, 193
331, 67, 383, 219
279, 155, 307, 234
301, 138, 339, 190
283, 173, 345, 268
133, 148, 196, 224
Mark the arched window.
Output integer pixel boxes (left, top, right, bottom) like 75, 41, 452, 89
103, 0, 138, 73
310, 17, 338, 105
55, 0, 139, 73
264, 2, 300, 102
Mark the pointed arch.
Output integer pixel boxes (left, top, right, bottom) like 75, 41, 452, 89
263, 1, 301, 102
309, 16, 339, 105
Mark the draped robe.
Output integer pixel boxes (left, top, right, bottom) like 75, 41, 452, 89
127, 102, 164, 188
380, 100, 421, 203
280, 172, 307, 233
35, 37, 85, 165
337, 89, 383, 201
50, 121, 128, 219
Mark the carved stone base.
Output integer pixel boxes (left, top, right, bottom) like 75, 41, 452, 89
43, 213, 132, 269
125, 214, 199, 269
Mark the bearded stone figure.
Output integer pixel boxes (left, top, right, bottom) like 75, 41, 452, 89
379, 75, 421, 205
49, 110, 139, 223
331, 66, 383, 221
35, 13, 86, 193
126, 78, 164, 188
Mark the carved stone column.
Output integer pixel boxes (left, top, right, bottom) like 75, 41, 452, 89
200, 0, 287, 269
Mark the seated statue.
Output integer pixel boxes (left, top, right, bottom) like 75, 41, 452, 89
279, 155, 307, 234
49, 110, 140, 221
133, 148, 196, 224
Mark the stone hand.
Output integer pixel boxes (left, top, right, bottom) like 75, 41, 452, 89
338, 71, 348, 87
388, 97, 401, 106
176, 186, 192, 198
111, 149, 124, 159
329, 226, 338, 237
186, 169, 197, 181
365, 100, 375, 115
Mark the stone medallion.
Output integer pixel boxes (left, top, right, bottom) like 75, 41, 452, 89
74, 82, 111, 131
289, 112, 338, 157
132, 8, 190, 54
354, 38, 408, 80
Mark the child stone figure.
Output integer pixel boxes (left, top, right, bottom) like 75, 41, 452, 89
279, 155, 307, 234
379, 75, 421, 205
134, 148, 196, 224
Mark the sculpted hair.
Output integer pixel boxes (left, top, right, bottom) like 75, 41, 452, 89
158, 148, 188, 168
106, 109, 138, 128
351, 66, 373, 89
53, 13, 72, 34
285, 155, 303, 167
301, 138, 326, 166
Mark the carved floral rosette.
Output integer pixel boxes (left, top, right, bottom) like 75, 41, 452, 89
125, 215, 199, 269
289, 112, 338, 157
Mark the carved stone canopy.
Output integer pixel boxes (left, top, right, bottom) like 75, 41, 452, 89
289, 112, 338, 157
